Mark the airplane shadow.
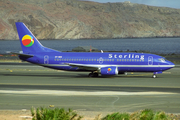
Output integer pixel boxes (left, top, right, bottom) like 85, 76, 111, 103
1, 73, 83, 78
1, 73, 156, 79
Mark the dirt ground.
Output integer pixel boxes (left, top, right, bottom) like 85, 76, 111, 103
0, 110, 32, 120
0, 110, 107, 120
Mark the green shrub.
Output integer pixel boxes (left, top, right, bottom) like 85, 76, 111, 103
30, 107, 177, 120
31, 107, 83, 120
140, 109, 154, 120
130, 111, 141, 120
153, 111, 169, 120
130, 109, 171, 120
102, 112, 130, 120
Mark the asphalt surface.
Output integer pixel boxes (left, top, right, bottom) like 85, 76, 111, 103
0, 62, 180, 113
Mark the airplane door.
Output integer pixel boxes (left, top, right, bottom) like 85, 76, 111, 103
44, 55, 49, 64
99, 57, 104, 64
148, 56, 153, 65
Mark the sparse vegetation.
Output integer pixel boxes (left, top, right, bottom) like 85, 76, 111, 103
31, 107, 83, 120
30, 107, 179, 120
100, 109, 177, 120
102, 112, 130, 120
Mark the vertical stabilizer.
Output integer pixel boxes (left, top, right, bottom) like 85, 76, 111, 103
15, 22, 45, 54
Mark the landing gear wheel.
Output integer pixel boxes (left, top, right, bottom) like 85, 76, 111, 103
88, 73, 99, 77
93, 73, 99, 77
88, 73, 94, 77
152, 74, 156, 78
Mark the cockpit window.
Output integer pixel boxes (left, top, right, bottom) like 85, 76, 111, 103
158, 58, 166, 62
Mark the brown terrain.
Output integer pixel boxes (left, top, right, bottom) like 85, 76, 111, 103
0, 110, 98, 120
0, 0, 180, 40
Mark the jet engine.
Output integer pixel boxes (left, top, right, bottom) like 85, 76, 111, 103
100, 66, 118, 76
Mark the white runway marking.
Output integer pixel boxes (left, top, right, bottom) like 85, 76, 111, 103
0, 90, 177, 96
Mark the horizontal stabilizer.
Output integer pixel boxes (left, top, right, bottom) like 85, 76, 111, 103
11, 52, 34, 57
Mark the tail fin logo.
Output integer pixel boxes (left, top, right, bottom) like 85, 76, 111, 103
22, 35, 34, 47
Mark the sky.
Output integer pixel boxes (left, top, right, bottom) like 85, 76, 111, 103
83, 0, 180, 9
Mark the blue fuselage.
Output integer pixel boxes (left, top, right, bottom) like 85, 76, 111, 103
20, 52, 174, 73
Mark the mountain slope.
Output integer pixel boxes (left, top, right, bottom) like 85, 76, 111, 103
1, 0, 180, 40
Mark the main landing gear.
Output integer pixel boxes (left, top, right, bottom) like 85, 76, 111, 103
152, 74, 157, 78
88, 72, 99, 77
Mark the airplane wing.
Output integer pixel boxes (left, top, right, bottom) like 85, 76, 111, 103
65, 63, 99, 71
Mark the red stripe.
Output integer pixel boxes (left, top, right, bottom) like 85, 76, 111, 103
22, 39, 31, 46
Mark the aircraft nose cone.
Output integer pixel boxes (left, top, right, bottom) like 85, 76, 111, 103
168, 61, 175, 67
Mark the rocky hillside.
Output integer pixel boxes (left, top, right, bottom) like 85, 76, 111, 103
1, 0, 180, 40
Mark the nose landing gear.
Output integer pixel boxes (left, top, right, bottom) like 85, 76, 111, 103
152, 71, 162, 78
152, 74, 157, 78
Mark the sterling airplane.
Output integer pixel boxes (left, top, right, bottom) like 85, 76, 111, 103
14, 22, 175, 78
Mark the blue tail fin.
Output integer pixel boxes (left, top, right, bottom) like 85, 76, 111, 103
16, 22, 49, 54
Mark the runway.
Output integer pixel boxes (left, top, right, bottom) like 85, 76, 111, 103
0, 62, 180, 113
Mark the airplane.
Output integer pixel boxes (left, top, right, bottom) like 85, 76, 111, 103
14, 22, 175, 78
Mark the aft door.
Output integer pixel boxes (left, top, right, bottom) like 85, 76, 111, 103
44, 55, 49, 64
148, 56, 153, 65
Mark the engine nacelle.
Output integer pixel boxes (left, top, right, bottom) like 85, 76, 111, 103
100, 67, 118, 76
